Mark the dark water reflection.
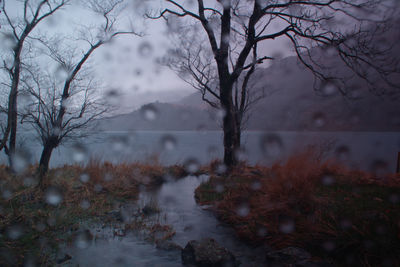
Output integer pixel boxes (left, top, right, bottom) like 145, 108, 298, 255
4, 131, 399, 172
65, 175, 265, 266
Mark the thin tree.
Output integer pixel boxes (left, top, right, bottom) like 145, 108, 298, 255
20, 66, 107, 178
20, 0, 138, 180
150, 0, 400, 168
0, 0, 68, 170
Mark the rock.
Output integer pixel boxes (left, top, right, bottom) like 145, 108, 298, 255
266, 247, 311, 265
156, 240, 183, 251
181, 238, 238, 267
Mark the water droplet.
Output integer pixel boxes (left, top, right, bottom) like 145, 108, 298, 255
160, 135, 177, 151
11, 150, 30, 174
370, 159, 388, 177
51, 127, 61, 137
389, 194, 399, 204
2, 189, 13, 200
94, 184, 103, 192
6, 224, 24, 240
335, 145, 350, 161
322, 241, 336, 252
219, 0, 230, 8
279, 220, 295, 234
61, 97, 72, 110
74, 230, 92, 249
35, 222, 46, 232
80, 199, 90, 210
47, 216, 56, 227
312, 112, 326, 128
251, 180, 262, 190
105, 89, 121, 106
222, 33, 230, 44
165, 15, 181, 34
54, 65, 70, 82
214, 163, 227, 174
1, 33, 17, 50
323, 45, 337, 57
109, 135, 129, 152
272, 50, 284, 59
321, 175, 335, 186
257, 227, 268, 237
137, 41, 153, 58
71, 143, 88, 163
320, 81, 337, 97
102, 51, 113, 61
215, 108, 226, 120
140, 104, 158, 121
23, 177, 38, 187
260, 134, 284, 157
235, 147, 247, 162
236, 203, 250, 217
340, 219, 352, 230
214, 184, 224, 193
207, 146, 218, 156
18, 93, 33, 109
45, 187, 63, 206
184, 158, 199, 174
23, 253, 37, 267
103, 173, 113, 182
134, 68, 142, 76
79, 173, 90, 183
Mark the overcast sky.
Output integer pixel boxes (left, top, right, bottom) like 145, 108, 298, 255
1, 0, 196, 112
0, 0, 303, 112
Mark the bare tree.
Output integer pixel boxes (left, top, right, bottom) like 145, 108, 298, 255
12, 0, 138, 180
150, 0, 400, 168
0, 0, 69, 170
20, 65, 107, 177
163, 26, 265, 148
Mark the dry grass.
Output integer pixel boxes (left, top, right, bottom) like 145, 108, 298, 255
0, 161, 186, 266
195, 148, 400, 266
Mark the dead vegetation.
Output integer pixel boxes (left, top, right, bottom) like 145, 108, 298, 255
0, 161, 186, 265
196, 148, 400, 266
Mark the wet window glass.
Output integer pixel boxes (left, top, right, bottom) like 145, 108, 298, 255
0, 0, 399, 266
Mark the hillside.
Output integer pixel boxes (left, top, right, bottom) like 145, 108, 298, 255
96, 102, 219, 131
97, 54, 399, 132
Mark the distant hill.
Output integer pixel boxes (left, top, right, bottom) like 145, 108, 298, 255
98, 29, 400, 132
96, 102, 219, 131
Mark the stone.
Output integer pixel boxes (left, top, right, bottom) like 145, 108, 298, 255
181, 238, 237, 267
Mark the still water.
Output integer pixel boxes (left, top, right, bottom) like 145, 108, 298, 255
3, 131, 400, 172
65, 175, 266, 266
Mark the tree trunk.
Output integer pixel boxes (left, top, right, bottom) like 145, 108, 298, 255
221, 85, 238, 168
6, 41, 23, 171
222, 110, 237, 167
8, 103, 17, 170
37, 139, 57, 185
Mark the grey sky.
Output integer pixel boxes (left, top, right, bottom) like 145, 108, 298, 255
2, 0, 367, 113
1, 0, 194, 112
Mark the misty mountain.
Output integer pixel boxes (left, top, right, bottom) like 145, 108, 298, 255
96, 102, 219, 131
98, 51, 400, 132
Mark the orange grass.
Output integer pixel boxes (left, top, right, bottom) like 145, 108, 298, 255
195, 148, 400, 266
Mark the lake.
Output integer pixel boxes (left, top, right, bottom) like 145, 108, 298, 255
2, 131, 400, 173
